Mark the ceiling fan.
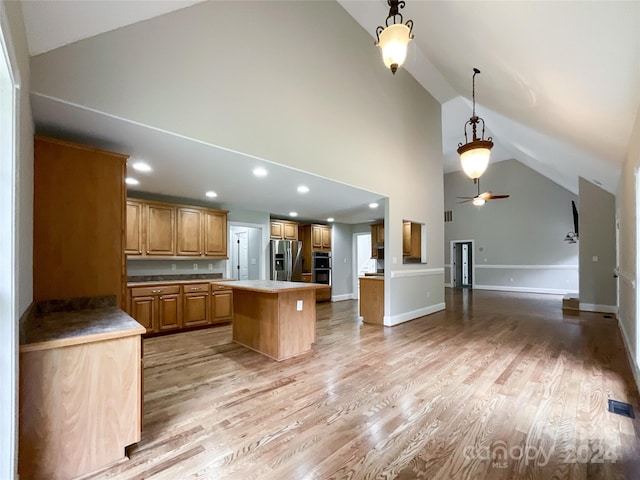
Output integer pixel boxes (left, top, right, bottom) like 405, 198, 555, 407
457, 179, 510, 206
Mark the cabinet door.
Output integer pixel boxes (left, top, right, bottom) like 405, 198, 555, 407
130, 296, 155, 333
158, 293, 181, 331
376, 224, 385, 244
212, 290, 233, 323
402, 222, 411, 256
321, 226, 332, 250
311, 225, 323, 250
146, 204, 175, 255
270, 221, 283, 239
177, 208, 203, 256
283, 222, 298, 240
183, 292, 209, 327
204, 211, 228, 257
125, 200, 143, 255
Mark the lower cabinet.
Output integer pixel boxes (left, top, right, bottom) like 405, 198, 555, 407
211, 284, 233, 323
130, 285, 181, 333
183, 283, 210, 327
129, 281, 233, 334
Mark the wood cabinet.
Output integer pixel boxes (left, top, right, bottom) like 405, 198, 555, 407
316, 285, 331, 302
205, 210, 228, 256
33, 136, 127, 307
270, 220, 298, 240
311, 224, 331, 251
371, 223, 384, 259
211, 283, 233, 323
126, 198, 228, 258
402, 221, 422, 259
360, 277, 384, 325
125, 199, 144, 255
183, 283, 210, 327
147, 203, 176, 255
130, 285, 181, 333
177, 208, 203, 256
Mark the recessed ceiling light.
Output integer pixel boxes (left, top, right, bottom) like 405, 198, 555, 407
125, 177, 139, 186
297, 185, 309, 194
253, 167, 268, 177
327, 217, 335, 223
369, 202, 379, 209
205, 191, 218, 198
289, 211, 298, 217
132, 161, 151, 173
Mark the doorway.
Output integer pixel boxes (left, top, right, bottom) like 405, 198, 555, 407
228, 225, 262, 280
451, 240, 474, 288
353, 232, 376, 299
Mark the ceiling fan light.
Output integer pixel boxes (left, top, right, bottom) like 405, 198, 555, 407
459, 145, 491, 179
472, 197, 486, 206
377, 24, 412, 74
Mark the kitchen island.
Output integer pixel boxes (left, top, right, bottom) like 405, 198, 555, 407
212, 280, 323, 361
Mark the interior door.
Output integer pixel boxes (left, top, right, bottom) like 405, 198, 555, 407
234, 231, 249, 280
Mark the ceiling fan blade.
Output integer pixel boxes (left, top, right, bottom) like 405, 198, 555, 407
487, 194, 510, 200
457, 199, 473, 204
456, 196, 475, 200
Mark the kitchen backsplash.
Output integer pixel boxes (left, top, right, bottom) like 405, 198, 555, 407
127, 259, 226, 276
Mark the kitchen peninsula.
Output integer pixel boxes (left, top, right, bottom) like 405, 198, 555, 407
214, 280, 323, 361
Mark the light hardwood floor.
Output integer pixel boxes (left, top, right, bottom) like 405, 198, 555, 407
97, 289, 640, 479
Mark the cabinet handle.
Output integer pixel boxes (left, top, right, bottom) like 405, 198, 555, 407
191, 287, 199, 291
152, 289, 161, 293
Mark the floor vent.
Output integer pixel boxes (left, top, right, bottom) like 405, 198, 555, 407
608, 399, 635, 418
604, 314, 612, 319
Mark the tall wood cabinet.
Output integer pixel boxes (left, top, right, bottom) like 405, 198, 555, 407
33, 136, 127, 307
126, 198, 228, 258
270, 220, 299, 240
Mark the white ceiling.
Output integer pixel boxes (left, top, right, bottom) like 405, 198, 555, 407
21, 0, 640, 221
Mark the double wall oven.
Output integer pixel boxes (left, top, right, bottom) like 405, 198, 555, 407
312, 251, 331, 286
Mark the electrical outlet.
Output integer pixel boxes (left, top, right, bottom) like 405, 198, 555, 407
296, 300, 303, 311
208, 263, 213, 270
171, 263, 176, 271
193, 263, 198, 270
427, 291, 431, 298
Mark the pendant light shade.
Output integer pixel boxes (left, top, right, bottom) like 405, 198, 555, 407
457, 68, 493, 180
375, 1, 414, 75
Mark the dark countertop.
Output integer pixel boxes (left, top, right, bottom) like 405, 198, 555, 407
21, 307, 145, 353
128, 278, 235, 287
127, 273, 224, 283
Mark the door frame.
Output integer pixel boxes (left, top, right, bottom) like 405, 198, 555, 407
352, 231, 373, 300
227, 222, 265, 280
450, 239, 475, 289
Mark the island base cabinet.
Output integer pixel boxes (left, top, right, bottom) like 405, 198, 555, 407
359, 277, 384, 325
232, 289, 316, 361
19, 336, 142, 480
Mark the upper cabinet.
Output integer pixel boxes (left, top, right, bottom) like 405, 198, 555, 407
126, 198, 228, 259
270, 220, 298, 240
371, 222, 384, 259
311, 224, 331, 251
402, 220, 425, 264
33, 136, 127, 306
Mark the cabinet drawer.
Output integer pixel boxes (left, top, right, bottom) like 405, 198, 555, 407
183, 283, 209, 293
211, 283, 232, 292
131, 285, 180, 297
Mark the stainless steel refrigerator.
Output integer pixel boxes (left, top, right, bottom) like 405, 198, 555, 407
270, 239, 303, 282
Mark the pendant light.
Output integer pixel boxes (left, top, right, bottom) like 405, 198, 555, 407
457, 68, 494, 180
375, 0, 414, 75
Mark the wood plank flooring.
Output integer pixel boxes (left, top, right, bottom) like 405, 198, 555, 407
97, 288, 640, 479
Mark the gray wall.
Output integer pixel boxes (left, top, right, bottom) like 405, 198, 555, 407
444, 159, 579, 294
578, 177, 617, 310
2, 0, 34, 477
30, 0, 445, 325
331, 223, 354, 300
616, 104, 640, 389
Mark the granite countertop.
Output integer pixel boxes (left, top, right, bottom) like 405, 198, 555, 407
211, 280, 326, 293
21, 307, 145, 353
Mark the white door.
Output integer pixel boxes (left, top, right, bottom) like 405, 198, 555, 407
233, 230, 249, 280
353, 233, 376, 299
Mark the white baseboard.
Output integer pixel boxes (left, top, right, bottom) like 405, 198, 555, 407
474, 284, 579, 295
618, 317, 640, 396
384, 302, 446, 326
331, 293, 355, 302
578, 303, 617, 314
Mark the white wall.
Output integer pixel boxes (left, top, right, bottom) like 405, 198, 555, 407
30, 0, 444, 324
616, 104, 640, 389
1, 1, 33, 478
444, 159, 579, 294
331, 223, 354, 300
578, 177, 616, 311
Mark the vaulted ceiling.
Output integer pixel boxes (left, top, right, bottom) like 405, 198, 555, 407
20, 0, 640, 220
